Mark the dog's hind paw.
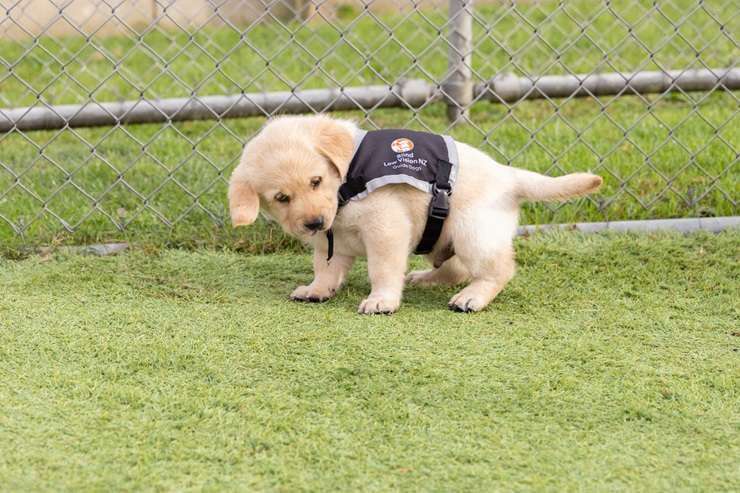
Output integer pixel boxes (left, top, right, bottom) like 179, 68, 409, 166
290, 285, 335, 303
405, 269, 436, 286
358, 294, 400, 315
448, 291, 486, 313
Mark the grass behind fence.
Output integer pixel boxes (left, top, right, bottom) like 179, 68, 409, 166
0, 0, 737, 253
1, 96, 736, 255
1, 0, 735, 104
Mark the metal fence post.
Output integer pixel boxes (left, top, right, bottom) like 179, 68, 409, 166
444, 0, 474, 124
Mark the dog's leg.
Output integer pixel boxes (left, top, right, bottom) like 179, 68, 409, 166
358, 233, 409, 315
291, 250, 354, 303
447, 209, 517, 312
448, 244, 515, 313
406, 256, 470, 286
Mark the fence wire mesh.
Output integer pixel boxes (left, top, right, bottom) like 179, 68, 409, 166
0, 0, 737, 248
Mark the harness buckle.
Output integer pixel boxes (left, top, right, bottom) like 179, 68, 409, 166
429, 185, 450, 220
337, 191, 350, 207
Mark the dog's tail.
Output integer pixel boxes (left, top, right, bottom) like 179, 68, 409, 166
513, 168, 603, 202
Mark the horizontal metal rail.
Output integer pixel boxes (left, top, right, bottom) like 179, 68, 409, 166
476, 67, 740, 102
1, 68, 737, 132
0, 81, 434, 132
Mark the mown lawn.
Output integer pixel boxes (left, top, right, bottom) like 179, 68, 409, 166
1, 231, 738, 491
0, 0, 737, 252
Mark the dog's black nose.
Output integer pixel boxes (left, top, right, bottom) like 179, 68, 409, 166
304, 216, 324, 232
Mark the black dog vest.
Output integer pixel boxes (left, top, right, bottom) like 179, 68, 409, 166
326, 129, 459, 260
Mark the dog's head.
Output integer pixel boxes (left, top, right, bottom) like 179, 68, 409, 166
228, 115, 355, 238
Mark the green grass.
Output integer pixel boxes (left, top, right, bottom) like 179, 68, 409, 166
1, 1, 736, 104
0, 0, 737, 253
1, 231, 738, 491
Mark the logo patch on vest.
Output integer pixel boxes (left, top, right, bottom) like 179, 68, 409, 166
391, 138, 414, 153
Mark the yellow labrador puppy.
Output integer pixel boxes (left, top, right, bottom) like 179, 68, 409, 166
229, 115, 602, 314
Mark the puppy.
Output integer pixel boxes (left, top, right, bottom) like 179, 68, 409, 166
229, 115, 602, 314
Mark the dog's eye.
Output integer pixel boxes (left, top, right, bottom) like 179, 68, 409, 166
275, 192, 290, 203
310, 176, 322, 189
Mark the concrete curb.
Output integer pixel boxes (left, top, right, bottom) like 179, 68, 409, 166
517, 216, 739, 236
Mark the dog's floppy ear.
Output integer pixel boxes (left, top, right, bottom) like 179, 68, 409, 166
228, 173, 259, 227
315, 118, 354, 179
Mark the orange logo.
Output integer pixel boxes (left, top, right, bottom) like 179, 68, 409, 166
391, 138, 414, 153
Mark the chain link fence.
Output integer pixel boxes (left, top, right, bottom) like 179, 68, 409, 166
0, 0, 737, 248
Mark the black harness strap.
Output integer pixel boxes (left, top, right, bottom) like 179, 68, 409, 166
414, 159, 453, 254
326, 228, 334, 263
337, 176, 365, 207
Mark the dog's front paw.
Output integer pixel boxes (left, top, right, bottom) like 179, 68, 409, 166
290, 285, 335, 303
358, 294, 400, 315
448, 289, 487, 313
